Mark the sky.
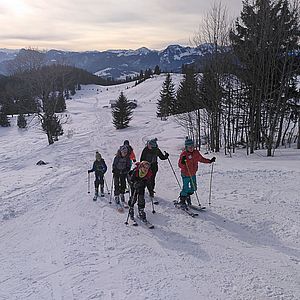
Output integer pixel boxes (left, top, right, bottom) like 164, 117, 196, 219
0, 0, 243, 52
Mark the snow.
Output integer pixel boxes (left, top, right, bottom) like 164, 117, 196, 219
0, 74, 299, 300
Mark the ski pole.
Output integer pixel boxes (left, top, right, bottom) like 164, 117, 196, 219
167, 157, 181, 189
150, 196, 156, 214
208, 162, 214, 206
88, 172, 91, 194
104, 176, 110, 194
125, 189, 137, 225
109, 176, 113, 204
185, 162, 202, 207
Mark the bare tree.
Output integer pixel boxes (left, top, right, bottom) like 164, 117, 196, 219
193, 1, 233, 152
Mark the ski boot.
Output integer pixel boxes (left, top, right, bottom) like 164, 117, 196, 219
138, 208, 154, 228
179, 195, 188, 209
186, 195, 192, 206
138, 208, 147, 222
93, 190, 98, 201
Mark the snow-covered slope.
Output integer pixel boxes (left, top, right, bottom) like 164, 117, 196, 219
0, 74, 299, 300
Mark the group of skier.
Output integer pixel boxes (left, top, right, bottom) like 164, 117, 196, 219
88, 137, 216, 225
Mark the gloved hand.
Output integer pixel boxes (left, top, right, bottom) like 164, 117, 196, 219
88, 170, 92, 174
133, 159, 136, 163
164, 151, 169, 158
210, 157, 216, 163
181, 156, 187, 164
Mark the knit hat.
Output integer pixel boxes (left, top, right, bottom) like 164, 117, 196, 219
119, 145, 128, 153
185, 137, 194, 147
123, 140, 129, 146
95, 151, 102, 160
148, 138, 158, 148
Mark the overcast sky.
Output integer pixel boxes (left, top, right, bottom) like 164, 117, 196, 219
0, 0, 243, 52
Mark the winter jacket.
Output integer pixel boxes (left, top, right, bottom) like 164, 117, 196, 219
112, 151, 131, 175
140, 147, 168, 173
89, 159, 107, 177
178, 149, 211, 177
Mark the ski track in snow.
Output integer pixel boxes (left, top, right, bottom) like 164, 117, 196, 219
0, 75, 299, 300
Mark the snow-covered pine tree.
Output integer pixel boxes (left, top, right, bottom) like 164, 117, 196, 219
112, 92, 133, 129
157, 73, 176, 119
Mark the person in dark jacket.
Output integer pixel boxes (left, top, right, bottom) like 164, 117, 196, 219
88, 151, 107, 197
112, 145, 131, 205
140, 138, 169, 197
128, 161, 153, 221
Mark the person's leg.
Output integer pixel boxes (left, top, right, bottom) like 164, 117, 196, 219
94, 177, 100, 195
128, 187, 138, 219
137, 188, 146, 220
179, 175, 190, 207
99, 175, 104, 194
148, 169, 157, 197
113, 175, 120, 203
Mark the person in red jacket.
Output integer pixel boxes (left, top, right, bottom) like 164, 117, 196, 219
178, 138, 215, 208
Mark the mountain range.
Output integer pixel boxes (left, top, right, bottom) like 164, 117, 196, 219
0, 44, 213, 80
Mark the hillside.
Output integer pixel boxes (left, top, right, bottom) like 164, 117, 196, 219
0, 74, 299, 300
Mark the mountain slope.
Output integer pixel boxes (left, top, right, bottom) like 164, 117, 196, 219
0, 75, 299, 300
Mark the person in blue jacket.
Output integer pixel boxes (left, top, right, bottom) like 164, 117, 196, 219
88, 151, 107, 197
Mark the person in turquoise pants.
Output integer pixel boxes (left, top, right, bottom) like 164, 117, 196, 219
178, 138, 215, 208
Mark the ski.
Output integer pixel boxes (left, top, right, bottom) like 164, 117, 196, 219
173, 201, 198, 217
188, 204, 206, 211
137, 216, 154, 229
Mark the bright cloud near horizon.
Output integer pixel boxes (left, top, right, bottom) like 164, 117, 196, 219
0, 0, 242, 52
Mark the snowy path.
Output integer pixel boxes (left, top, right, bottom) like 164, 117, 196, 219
1, 76, 299, 299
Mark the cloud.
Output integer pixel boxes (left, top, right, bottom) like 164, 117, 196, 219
0, 0, 243, 51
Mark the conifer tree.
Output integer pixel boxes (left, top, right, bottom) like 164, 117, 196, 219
154, 65, 161, 75
41, 114, 63, 144
0, 105, 10, 127
17, 114, 27, 128
175, 67, 200, 114
112, 92, 133, 129
230, 0, 300, 155
157, 73, 176, 119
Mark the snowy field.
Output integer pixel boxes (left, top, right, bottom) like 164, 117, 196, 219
0, 74, 299, 300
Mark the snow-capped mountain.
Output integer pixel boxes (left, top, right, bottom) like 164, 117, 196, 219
0, 44, 214, 79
